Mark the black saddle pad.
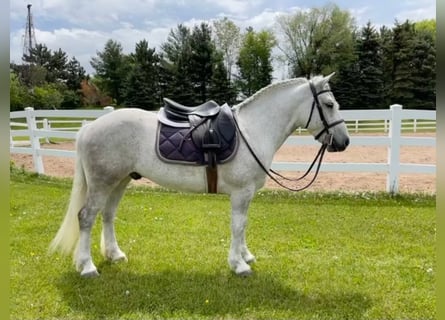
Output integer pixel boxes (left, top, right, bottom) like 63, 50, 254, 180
156, 123, 238, 165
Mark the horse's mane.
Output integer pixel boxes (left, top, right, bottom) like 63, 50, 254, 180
235, 76, 324, 110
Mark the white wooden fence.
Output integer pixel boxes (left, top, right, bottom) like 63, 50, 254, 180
10, 105, 436, 193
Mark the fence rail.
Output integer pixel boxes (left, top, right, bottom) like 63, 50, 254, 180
10, 105, 436, 193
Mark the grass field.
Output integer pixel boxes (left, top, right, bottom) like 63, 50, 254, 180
10, 167, 435, 320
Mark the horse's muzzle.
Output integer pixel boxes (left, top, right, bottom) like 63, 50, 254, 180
327, 136, 350, 152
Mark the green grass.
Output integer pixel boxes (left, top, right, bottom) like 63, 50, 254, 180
10, 168, 435, 320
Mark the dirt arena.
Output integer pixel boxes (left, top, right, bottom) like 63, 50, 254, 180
10, 133, 436, 193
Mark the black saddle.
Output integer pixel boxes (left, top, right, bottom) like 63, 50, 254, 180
163, 97, 221, 121
157, 97, 239, 193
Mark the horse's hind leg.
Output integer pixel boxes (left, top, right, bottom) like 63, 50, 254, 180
75, 191, 109, 277
228, 189, 256, 276
101, 177, 131, 263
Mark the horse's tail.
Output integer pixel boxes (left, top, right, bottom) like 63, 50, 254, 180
48, 154, 86, 256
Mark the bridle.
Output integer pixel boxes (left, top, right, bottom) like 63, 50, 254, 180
233, 79, 345, 192
305, 80, 345, 145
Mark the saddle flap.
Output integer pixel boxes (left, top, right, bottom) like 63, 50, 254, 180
215, 104, 236, 143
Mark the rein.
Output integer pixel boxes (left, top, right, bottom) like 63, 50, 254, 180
232, 80, 344, 192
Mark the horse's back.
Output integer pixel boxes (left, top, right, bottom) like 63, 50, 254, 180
75, 109, 158, 179
78, 108, 156, 145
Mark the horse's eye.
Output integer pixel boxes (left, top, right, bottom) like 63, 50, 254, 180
325, 101, 334, 108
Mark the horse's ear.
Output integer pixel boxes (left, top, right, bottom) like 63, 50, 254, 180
325, 72, 335, 81
319, 72, 335, 88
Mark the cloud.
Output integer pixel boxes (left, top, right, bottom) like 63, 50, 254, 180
10, 0, 436, 77
395, 6, 436, 22
209, 0, 265, 16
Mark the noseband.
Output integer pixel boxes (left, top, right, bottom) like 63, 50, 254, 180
233, 79, 345, 192
304, 80, 345, 145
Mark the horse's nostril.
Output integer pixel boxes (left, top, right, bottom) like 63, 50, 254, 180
344, 137, 350, 148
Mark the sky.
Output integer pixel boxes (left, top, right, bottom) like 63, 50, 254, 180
10, 0, 436, 76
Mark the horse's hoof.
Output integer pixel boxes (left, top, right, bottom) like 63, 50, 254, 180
236, 269, 253, 277
244, 256, 256, 264
111, 254, 128, 263
81, 270, 100, 278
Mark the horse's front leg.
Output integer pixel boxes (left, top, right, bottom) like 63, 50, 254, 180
228, 189, 256, 276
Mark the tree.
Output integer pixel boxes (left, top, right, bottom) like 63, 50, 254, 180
275, 3, 356, 78
212, 17, 241, 81
410, 28, 436, 109
22, 43, 52, 68
415, 19, 436, 41
160, 23, 235, 105
10, 71, 30, 111
379, 25, 395, 107
122, 40, 161, 109
65, 56, 86, 91
210, 51, 237, 105
90, 39, 130, 104
356, 22, 385, 109
31, 83, 64, 109
189, 23, 216, 104
160, 25, 195, 104
236, 27, 276, 97
391, 20, 416, 108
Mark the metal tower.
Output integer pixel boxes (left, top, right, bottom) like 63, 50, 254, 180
23, 4, 37, 58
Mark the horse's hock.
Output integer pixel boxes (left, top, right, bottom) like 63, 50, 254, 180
10, 134, 436, 193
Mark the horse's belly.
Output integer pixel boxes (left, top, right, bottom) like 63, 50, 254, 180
140, 162, 209, 193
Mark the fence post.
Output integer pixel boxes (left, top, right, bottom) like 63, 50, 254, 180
25, 107, 44, 174
43, 118, 50, 143
387, 104, 402, 194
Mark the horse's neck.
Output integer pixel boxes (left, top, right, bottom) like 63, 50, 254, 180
235, 84, 307, 162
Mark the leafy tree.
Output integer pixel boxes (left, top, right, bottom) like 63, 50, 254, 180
275, 3, 356, 78
236, 27, 275, 97
90, 39, 130, 104
31, 83, 64, 109
212, 17, 241, 81
10, 71, 30, 111
11, 63, 47, 87
59, 89, 82, 109
415, 19, 436, 41
122, 40, 161, 109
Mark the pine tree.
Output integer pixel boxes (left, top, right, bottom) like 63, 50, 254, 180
379, 26, 394, 108
90, 39, 130, 105
391, 21, 416, 108
161, 25, 195, 105
410, 30, 435, 109
356, 22, 385, 109
122, 40, 161, 110
189, 23, 215, 104
210, 51, 236, 105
